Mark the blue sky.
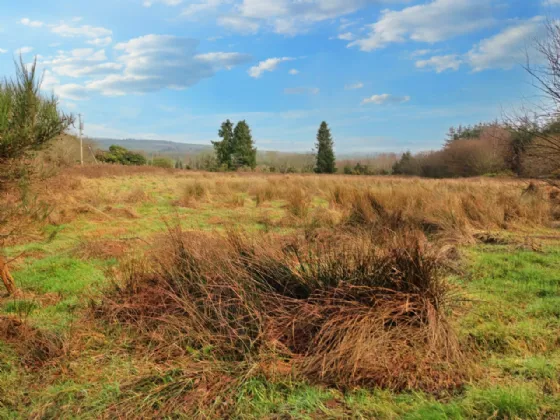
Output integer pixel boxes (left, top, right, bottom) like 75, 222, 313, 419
0, 0, 557, 152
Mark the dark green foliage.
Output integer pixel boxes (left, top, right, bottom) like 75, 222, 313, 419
343, 163, 373, 175
212, 120, 257, 170
151, 157, 174, 168
96, 145, 147, 166
174, 160, 184, 169
445, 123, 490, 146
392, 151, 419, 175
315, 121, 336, 174
0, 58, 73, 186
213, 120, 234, 169
232, 120, 257, 170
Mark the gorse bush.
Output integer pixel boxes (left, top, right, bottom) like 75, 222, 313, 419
0, 58, 73, 187
0, 58, 73, 294
95, 145, 146, 166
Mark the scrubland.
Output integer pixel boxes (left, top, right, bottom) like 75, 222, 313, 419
1, 165, 559, 418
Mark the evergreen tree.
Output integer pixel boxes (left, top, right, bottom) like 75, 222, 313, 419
232, 120, 257, 169
315, 121, 336, 173
212, 119, 234, 169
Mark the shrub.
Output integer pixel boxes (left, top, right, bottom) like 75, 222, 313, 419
0, 58, 73, 294
152, 157, 174, 169
96, 145, 147, 166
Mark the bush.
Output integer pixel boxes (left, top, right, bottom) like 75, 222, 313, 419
151, 157, 174, 169
0, 59, 73, 294
96, 145, 147, 166
0, 58, 73, 187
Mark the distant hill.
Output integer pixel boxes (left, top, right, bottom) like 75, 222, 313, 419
91, 138, 213, 156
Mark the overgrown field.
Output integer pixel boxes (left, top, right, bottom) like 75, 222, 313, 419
1, 166, 559, 419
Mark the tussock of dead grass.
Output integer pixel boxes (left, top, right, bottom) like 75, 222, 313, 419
180, 179, 210, 207
0, 316, 65, 369
95, 224, 466, 417
286, 188, 311, 218
72, 238, 132, 260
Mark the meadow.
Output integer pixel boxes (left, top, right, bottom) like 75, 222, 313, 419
1, 166, 559, 419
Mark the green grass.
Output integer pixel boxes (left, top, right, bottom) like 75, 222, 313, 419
1, 175, 559, 418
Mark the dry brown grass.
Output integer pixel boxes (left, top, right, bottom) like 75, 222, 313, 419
34, 166, 559, 241
95, 222, 466, 416
286, 188, 312, 218
0, 316, 65, 369
72, 238, 133, 260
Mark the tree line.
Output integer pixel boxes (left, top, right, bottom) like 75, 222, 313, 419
391, 120, 559, 179
212, 119, 336, 174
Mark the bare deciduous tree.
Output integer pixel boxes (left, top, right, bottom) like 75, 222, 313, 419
507, 20, 560, 179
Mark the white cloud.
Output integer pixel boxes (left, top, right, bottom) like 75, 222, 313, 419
86, 35, 251, 96
345, 82, 364, 90
143, 0, 182, 6
416, 54, 462, 72
20, 18, 44, 27
181, 0, 225, 17
218, 15, 260, 34
467, 17, 545, 71
16, 46, 33, 55
289, 69, 299, 75
249, 57, 294, 78
0, 49, 7, 54
222, 0, 381, 35
54, 84, 91, 101
284, 87, 320, 95
410, 49, 433, 57
88, 37, 113, 47
51, 23, 112, 39
340, 17, 361, 30
361, 94, 410, 105
41, 70, 60, 91
350, 0, 496, 51
337, 32, 355, 41
41, 48, 122, 78
543, 0, 560, 5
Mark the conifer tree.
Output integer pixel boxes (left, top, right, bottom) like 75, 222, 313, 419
232, 120, 257, 169
315, 121, 336, 173
212, 119, 234, 169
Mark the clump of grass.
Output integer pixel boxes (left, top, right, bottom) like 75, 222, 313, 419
95, 224, 464, 417
286, 188, 311, 218
463, 384, 540, 419
227, 194, 246, 208
3, 299, 39, 317
0, 316, 65, 369
72, 238, 130, 261
253, 182, 278, 206
125, 187, 152, 204
180, 180, 209, 207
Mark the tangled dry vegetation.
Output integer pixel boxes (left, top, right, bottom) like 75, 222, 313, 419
95, 225, 465, 416
32, 167, 560, 237
3, 166, 560, 418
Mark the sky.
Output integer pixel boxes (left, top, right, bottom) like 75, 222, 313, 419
0, 0, 558, 153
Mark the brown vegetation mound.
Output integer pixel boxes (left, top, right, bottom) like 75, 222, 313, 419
95, 225, 466, 400
0, 316, 65, 369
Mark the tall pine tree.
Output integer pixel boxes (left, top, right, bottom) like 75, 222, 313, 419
212, 119, 234, 169
232, 120, 257, 169
315, 121, 336, 173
